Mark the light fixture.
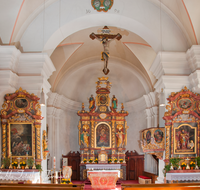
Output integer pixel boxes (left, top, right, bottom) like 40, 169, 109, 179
40, 88, 45, 106
159, 88, 165, 107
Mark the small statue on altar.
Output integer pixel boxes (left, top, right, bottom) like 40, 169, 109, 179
81, 129, 90, 148
116, 126, 125, 148
89, 95, 95, 111
112, 95, 118, 110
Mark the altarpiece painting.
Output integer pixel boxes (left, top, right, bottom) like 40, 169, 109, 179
10, 123, 33, 157
96, 123, 110, 148
174, 123, 196, 154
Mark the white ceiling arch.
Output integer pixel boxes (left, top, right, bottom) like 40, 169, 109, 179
43, 13, 161, 56
55, 56, 153, 103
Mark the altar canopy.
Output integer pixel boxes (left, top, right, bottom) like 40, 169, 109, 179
77, 77, 128, 180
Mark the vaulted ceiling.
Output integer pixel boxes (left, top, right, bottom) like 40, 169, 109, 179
1, 0, 199, 104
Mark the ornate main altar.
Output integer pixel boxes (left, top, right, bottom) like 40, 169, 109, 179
77, 77, 129, 180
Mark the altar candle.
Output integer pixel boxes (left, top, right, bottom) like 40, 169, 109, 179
53, 156, 56, 169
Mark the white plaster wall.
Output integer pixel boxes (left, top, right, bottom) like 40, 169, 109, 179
126, 110, 146, 153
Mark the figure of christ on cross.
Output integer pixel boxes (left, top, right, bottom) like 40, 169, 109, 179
90, 28, 122, 75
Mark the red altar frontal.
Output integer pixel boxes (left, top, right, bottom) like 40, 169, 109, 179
77, 77, 128, 181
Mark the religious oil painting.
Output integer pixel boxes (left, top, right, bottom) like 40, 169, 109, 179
146, 130, 151, 144
14, 98, 28, 108
10, 123, 33, 157
174, 124, 196, 154
154, 129, 163, 143
96, 123, 110, 148
178, 98, 192, 110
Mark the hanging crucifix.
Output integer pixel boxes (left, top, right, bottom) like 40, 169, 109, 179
90, 26, 122, 75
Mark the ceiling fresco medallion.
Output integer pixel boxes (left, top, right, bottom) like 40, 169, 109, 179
92, 0, 113, 12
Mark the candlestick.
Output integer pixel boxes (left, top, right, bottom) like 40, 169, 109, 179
25, 152, 29, 169
17, 157, 21, 169
9, 152, 12, 169
123, 151, 126, 163
81, 151, 84, 163
53, 156, 56, 169
87, 152, 89, 163
117, 152, 120, 163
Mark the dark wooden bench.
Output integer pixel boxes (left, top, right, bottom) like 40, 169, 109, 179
0, 183, 84, 190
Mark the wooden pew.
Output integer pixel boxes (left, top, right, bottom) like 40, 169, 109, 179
0, 183, 84, 190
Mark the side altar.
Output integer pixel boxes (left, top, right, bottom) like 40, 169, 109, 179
77, 77, 129, 180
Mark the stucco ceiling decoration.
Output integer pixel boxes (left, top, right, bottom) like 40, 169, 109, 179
91, 0, 113, 12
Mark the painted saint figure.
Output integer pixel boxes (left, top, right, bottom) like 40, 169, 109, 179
89, 95, 95, 111
112, 95, 118, 110
179, 129, 189, 149
81, 130, 90, 148
90, 32, 121, 75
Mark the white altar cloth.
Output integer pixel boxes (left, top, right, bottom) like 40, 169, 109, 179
0, 170, 40, 183
166, 173, 200, 181
87, 170, 120, 177
86, 164, 121, 170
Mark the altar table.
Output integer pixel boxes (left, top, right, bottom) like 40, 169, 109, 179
87, 170, 120, 177
88, 171, 118, 189
80, 163, 126, 180
166, 172, 200, 182
0, 169, 40, 183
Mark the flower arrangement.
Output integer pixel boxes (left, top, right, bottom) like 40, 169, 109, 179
190, 161, 195, 168
114, 158, 117, 163
12, 161, 18, 168
20, 161, 26, 168
119, 159, 123, 163
61, 178, 72, 184
83, 158, 87, 163
94, 158, 98, 163
2, 157, 10, 169
27, 157, 34, 168
108, 158, 112, 163
181, 162, 186, 168
195, 157, 200, 167
89, 159, 93, 163
169, 157, 181, 169
163, 164, 171, 177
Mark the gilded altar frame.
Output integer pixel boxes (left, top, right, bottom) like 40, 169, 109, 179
0, 88, 43, 164
8, 122, 35, 158
163, 87, 200, 160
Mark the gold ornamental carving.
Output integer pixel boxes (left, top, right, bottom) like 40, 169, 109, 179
36, 126, 41, 159
91, 120, 95, 148
165, 125, 171, 160
2, 124, 6, 157
111, 120, 115, 148
42, 130, 49, 160
116, 121, 124, 124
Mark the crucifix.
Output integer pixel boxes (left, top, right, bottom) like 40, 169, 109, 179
90, 26, 122, 75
